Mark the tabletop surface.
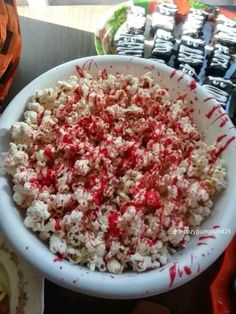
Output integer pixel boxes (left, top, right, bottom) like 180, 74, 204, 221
6, 4, 226, 314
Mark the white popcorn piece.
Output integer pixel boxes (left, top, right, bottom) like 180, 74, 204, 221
74, 159, 90, 176
107, 258, 123, 274
50, 234, 67, 255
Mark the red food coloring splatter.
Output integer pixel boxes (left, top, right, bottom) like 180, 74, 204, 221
74, 86, 83, 101
172, 176, 178, 185
211, 112, 227, 126
178, 267, 183, 277
76, 65, 85, 77
142, 81, 150, 89
213, 225, 220, 229
53, 256, 63, 263
216, 136, 236, 157
216, 135, 227, 143
85, 175, 97, 188
44, 146, 53, 158
55, 219, 62, 231
170, 69, 177, 79
219, 116, 228, 127
145, 190, 161, 210
146, 239, 154, 247
82, 59, 98, 70
197, 264, 201, 273
203, 96, 213, 103
205, 104, 221, 119
107, 211, 120, 238
165, 138, 173, 145
92, 191, 102, 206
100, 69, 108, 79
188, 80, 197, 90
169, 263, 177, 287
198, 235, 216, 241
197, 242, 208, 246
184, 266, 192, 275
63, 134, 72, 144
177, 75, 184, 82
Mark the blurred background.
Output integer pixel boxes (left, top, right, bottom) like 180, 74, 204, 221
14, 1, 236, 6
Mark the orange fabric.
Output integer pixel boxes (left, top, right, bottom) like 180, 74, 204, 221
0, 0, 21, 106
210, 236, 236, 314
174, 0, 190, 15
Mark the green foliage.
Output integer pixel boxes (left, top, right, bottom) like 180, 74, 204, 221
107, 6, 128, 33
95, 36, 105, 55
190, 0, 207, 10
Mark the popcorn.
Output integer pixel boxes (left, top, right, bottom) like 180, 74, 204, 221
11, 122, 33, 144
73, 187, 92, 212
107, 258, 123, 274
74, 159, 90, 176
4, 68, 226, 273
49, 234, 67, 256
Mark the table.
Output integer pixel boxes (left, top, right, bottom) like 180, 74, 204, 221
7, 5, 224, 314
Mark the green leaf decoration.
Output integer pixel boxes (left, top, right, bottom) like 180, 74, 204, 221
190, 0, 207, 10
107, 6, 128, 33
95, 36, 105, 55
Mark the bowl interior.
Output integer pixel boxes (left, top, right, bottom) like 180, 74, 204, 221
0, 55, 235, 299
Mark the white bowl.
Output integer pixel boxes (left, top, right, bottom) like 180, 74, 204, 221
0, 55, 235, 299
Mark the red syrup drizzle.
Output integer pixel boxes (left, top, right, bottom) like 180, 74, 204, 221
178, 267, 183, 277
216, 135, 227, 143
53, 256, 63, 263
205, 104, 221, 119
169, 263, 177, 287
211, 113, 227, 125
216, 136, 236, 157
219, 116, 228, 127
197, 264, 201, 273
177, 75, 184, 82
198, 235, 216, 241
55, 219, 62, 231
170, 69, 177, 79
82, 59, 98, 70
184, 266, 192, 275
188, 80, 197, 90
203, 96, 213, 103
44, 146, 53, 158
